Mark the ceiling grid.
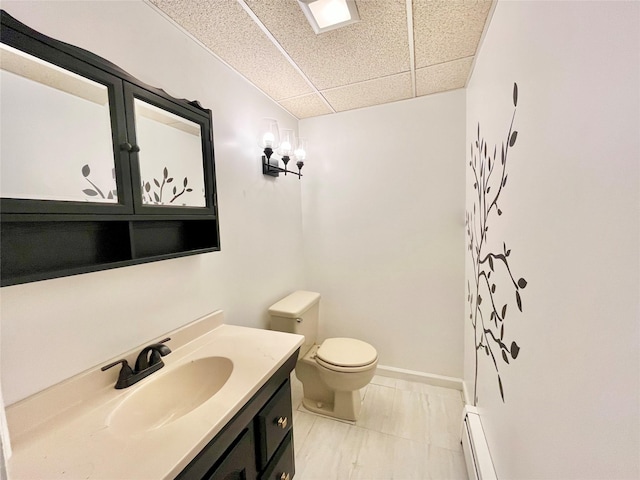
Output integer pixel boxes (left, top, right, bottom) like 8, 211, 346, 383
149, 0, 493, 119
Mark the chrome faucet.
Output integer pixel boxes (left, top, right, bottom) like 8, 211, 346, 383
101, 337, 172, 389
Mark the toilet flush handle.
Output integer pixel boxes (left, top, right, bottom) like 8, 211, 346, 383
296, 318, 303, 323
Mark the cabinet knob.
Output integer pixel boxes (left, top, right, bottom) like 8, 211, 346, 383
120, 142, 140, 153
277, 416, 288, 429
280, 473, 290, 480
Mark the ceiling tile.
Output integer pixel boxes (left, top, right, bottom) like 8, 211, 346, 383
322, 73, 413, 112
279, 94, 334, 119
413, 0, 492, 68
415, 56, 473, 96
150, 0, 313, 100
245, 0, 410, 90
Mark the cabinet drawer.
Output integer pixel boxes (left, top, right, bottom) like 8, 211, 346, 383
259, 431, 294, 480
255, 379, 292, 470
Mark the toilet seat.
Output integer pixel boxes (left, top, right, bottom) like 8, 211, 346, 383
315, 338, 377, 373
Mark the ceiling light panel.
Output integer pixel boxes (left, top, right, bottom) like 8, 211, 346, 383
245, 0, 409, 91
298, 0, 360, 34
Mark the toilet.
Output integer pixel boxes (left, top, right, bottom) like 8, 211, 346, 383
268, 291, 377, 422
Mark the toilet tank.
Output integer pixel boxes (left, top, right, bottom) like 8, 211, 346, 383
268, 291, 320, 356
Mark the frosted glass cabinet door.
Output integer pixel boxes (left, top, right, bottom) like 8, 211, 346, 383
134, 99, 206, 207
0, 42, 131, 213
124, 83, 216, 215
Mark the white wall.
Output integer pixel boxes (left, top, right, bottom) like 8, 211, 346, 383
464, 1, 640, 478
300, 90, 466, 378
0, 1, 304, 405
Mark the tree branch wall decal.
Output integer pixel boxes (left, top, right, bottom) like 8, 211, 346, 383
466, 83, 527, 405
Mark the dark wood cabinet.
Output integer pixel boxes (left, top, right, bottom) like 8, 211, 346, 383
0, 10, 220, 286
177, 351, 298, 480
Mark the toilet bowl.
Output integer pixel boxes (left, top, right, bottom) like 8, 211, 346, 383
268, 291, 378, 422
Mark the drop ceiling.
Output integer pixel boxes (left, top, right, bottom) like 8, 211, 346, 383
149, 0, 494, 119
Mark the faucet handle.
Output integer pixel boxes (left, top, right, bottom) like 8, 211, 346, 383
101, 358, 132, 372
101, 359, 134, 389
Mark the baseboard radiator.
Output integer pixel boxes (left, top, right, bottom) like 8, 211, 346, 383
461, 406, 498, 480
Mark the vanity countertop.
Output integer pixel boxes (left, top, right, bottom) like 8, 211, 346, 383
5, 311, 304, 479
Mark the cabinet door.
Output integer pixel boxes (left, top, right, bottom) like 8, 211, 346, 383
207, 427, 258, 480
0, 25, 133, 214
123, 82, 217, 216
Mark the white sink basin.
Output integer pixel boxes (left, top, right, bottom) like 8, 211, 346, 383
107, 356, 233, 433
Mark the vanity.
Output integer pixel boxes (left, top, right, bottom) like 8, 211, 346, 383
5, 311, 304, 479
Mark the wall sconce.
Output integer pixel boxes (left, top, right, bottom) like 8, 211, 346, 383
260, 118, 306, 179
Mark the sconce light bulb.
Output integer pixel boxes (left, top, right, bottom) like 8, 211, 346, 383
281, 140, 292, 152
263, 132, 275, 148
294, 148, 306, 161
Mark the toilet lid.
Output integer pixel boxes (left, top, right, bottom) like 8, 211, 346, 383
316, 338, 377, 368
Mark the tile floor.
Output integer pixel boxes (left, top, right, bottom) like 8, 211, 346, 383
291, 373, 469, 480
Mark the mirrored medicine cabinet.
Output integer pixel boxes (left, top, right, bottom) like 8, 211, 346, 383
0, 10, 220, 286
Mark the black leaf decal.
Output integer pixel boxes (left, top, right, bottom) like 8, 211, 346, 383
498, 376, 504, 401
154, 192, 160, 202
145, 182, 151, 192
513, 82, 518, 107
477, 295, 482, 306
183, 177, 188, 187
163, 167, 168, 179
186, 188, 193, 192
154, 179, 160, 188
489, 256, 494, 270
516, 291, 522, 311
503, 175, 508, 187
517, 278, 528, 289
82, 165, 90, 177
83, 189, 97, 196
167, 178, 173, 183
501, 304, 507, 319
501, 350, 509, 364
511, 342, 520, 359
173, 186, 177, 195
498, 209, 502, 216
509, 131, 518, 147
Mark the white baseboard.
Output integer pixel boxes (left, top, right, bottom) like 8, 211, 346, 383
462, 381, 471, 405
375, 364, 464, 392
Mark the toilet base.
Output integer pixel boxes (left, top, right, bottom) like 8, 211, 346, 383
300, 389, 363, 422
